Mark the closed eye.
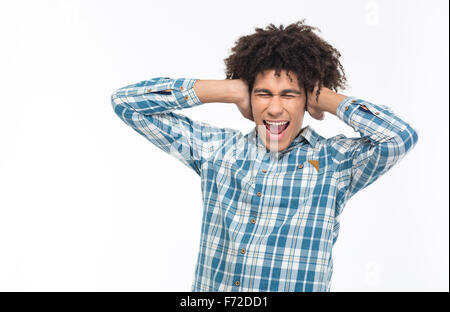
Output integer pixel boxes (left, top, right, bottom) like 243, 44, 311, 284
256, 94, 296, 98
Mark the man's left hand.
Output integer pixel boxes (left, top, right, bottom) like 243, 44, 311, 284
306, 82, 347, 119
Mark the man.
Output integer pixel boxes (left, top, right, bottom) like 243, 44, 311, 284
111, 20, 418, 291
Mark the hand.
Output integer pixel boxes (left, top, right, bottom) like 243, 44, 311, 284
307, 82, 347, 118
232, 79, 254, 122
306, 82, 325, 121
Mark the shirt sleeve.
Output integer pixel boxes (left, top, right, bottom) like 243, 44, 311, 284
111, 77, 242, 176
331, 96, 419, 216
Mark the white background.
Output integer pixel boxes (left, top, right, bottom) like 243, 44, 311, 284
0, 0, 448, 291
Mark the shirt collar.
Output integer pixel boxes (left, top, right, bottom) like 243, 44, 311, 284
254, 124, 319, 153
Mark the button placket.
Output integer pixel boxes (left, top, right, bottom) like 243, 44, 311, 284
358, 102, 380, 115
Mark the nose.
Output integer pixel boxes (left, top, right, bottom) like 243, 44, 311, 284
267, 95, 284, 117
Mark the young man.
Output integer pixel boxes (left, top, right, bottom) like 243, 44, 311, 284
111, 20, 418, 291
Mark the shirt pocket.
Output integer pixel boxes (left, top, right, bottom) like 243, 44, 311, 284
263, 160, 325, 220
297, 160, 325, 205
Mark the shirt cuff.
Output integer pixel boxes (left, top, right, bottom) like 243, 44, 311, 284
336, 96, 358, 127
166, 77, 203, 110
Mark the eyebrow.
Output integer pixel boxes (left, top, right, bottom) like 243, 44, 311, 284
253, 88, 301, 95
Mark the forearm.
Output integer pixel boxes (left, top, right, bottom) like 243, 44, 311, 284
193, 79, 241, 104
316, 89, 348, 116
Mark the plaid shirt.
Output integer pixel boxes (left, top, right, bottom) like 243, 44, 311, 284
111, 77, 418, 291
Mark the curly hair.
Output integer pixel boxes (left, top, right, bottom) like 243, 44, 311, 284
224, 19, 348, 109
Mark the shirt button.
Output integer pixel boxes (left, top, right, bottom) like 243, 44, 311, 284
240, 248, 246, 254
261, 169, 267, 173
256, 192, 262, 197
250, 218, 256, 224
298, 164, 303, 169
180, 86, 184, 90
361, 105, 369, 110
235, 281, 240, 286
345, 106, 349, 111
352, 99, 357, 103
375, 111, 380, 115
184, 95, 189, 100
147, 88, 152, 92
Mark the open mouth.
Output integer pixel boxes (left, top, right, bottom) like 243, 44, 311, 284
263, 120, 290, 135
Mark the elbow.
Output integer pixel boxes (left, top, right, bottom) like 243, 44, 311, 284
110, 90, 118, 107
379, 122, 419, 161
403, 122, 419, 153
110, 90, 124, 116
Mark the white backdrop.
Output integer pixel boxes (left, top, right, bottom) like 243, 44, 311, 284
0, 0, 448, 291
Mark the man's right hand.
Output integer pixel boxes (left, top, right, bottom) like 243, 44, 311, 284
232, 79, 254, 122
193, 79, 254, 122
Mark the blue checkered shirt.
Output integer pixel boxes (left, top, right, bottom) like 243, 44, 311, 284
111, 77, 418, 291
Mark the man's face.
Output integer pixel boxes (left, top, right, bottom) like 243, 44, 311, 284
251, 69, 307, 152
